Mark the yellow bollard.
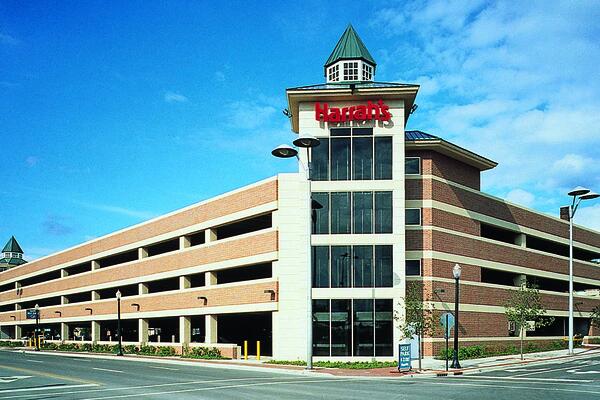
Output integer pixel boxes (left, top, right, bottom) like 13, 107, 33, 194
256, 341, 260, 361
244, 340, 248, 360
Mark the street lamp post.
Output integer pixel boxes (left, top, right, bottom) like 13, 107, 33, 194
116, 290, 123, 356
272, 133, 320, 370
451, 264, 462, 369
566, 187, 599, 355
34, 303, 40, 351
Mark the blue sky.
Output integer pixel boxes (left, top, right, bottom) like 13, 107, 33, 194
1, 1, 599, 260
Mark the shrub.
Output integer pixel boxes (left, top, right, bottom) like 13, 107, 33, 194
0, 341, 25, 348
182, 346, 224, 359
435, 340, 577, 360
123, 345, 139, 354
138, 345, 157, 355
155, 346, 177, 357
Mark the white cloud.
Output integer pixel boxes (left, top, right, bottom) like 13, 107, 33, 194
576, 203, 600, 232
164, 91, 189, 103
505, 189, 535, 208
374, 1, 600, 226
224, 101, 278, 130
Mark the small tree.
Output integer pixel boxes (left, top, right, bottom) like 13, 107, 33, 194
591, 305, 600, 330
505, 284, 554, 360
395, 282, 436, 370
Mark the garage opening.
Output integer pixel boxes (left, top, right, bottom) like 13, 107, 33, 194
100, 319, 138, 342
67, 322, 92, 341
218, 312, 272, 356
148, 317, 179, 343
0, 325, 15, 339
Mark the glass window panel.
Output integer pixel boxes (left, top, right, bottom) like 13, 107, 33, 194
352, 137, 373, 180
374, 137, 392, 180
310, 139, 329, 181
352, 128, 373, 136
405, 260, 421, 276
375, 299, 393, 356
375, 245, 393, 287
312, 192, 329, 234
331, 192, 351, 234
406, 209, 421, 225
353, 299, 374, 356
330, 138, 351, 180
331, 128, 351, 136
353, 191, 373, 234
405, 157, 421, 175
313, 299, 330, 356
375, 191, 392, 233
331, 246, 352, 288
353, 245, 373, 288
331, 299, 351, 356
312, 246, 330, 288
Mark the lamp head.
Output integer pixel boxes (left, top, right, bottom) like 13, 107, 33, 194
34, 303, 39, 310
271, 144, 298, 158
293, 133, 320, 148
116, 290, 122, 300
581, 192, 600, 201
568, 186, 591, 197
452, 264, 462, 280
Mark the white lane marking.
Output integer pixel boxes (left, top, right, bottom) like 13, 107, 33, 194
393, 380, 600, 396
148, 366, 178, 371
77, 378, 357, 400
454, 375, 593, 383
0, 376, 298, 399
24, 360, 42, 364
567, 369, 600, 374
512, 363, 591, 377
0, 376, 32, 384
0, 383, 98, 394
92, 367, 124, 373
505, 368, 550, 373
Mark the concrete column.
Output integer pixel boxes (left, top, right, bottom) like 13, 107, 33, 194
61, 296, 69, 305
138, 247, 148, 259
179, 316, 191, 344
180, 276, 191, 290
91, 291, 100, 301
15, 282, 21, 296
91, 260, 100, 271
139, 283, 149, 295
15, 325, 21, 340
179, 236, 191, 249
513, 274, 527, 287
139, 319, 149, 344
205, 229, 217, 243
15, 303, 21, 311
515, 233, 527, 248
205, 315, 217, 343
205, 272, 217, 286
91, 321, 100, 343
60, 269, 69, 278
60, 323, 68, 341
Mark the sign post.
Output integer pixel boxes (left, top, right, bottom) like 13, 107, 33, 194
398, 343, 412, 372
440, 312, 455, 372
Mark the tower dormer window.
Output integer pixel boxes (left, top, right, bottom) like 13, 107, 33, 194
362, 63, 373, 81
328, 64, 339, 82
343, 62, 359, 81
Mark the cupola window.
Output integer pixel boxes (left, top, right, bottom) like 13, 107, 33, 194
362, 63, 373, 81
343, 62, 359, 81
328, 64, 339, 82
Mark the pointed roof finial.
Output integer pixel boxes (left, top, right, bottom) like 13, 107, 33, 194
324, 24, 376, 68
2, 236, 23, 254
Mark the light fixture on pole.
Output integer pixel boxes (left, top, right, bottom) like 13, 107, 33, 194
34, 303, 40, 351
451, 264, 462, 369
116, 290, 123, 356
566, 186, 599, 355
272, 132, 320, 370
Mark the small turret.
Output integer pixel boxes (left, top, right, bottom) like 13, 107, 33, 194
0, 236, 27, 271
324, 24, 377, 83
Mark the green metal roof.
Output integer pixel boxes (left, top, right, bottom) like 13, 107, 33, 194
2, 236, 23, 254
0, 257, 27, 267
324, 24, 376, 68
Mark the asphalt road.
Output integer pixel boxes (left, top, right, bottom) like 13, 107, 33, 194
0, 349, 599, 399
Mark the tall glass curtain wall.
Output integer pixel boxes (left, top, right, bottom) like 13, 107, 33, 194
312, 245, 393, 288
313, 299, 393, 356
312, 192, 392, 234
310, 128, 392, 181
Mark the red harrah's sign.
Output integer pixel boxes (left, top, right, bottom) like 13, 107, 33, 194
315, 100, 392, 122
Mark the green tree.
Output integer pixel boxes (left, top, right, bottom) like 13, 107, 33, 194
395, 282, 436, 370
591, 305, 600, 329
505, 284, 554, 360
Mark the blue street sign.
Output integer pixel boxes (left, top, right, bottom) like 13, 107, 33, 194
398, 343, 412, 372
26, 309, 38, 319
440, 312, 455, 339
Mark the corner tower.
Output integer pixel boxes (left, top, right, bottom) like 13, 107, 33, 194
0, 236, 27, 271
324, 24, 376, 83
